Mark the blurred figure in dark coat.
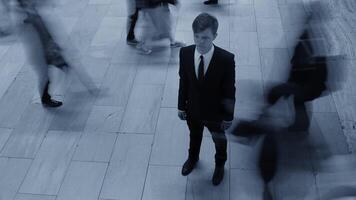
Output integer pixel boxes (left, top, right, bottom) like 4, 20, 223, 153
232, 20, 329, 200
267, 29, 328, 132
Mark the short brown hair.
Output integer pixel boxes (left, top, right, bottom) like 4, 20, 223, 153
192, 13, 219, 34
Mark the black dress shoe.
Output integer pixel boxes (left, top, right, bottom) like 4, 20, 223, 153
41, 98, 63, 107
204, 0, 218, 5
181, 159, 197, 176
212, 166, 224, 185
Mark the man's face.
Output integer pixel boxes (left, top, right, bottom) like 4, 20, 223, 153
194, 28, 217, 54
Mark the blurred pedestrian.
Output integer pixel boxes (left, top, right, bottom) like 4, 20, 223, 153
136, 0, 185, 54
267, 29, 327, 132
17, 0, 68, 107
0, 0, 12, 36
126, 0, 140, 45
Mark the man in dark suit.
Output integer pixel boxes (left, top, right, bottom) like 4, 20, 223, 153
178, 13, 236, 186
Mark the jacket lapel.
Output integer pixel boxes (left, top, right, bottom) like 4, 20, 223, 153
203, 46, 218, 82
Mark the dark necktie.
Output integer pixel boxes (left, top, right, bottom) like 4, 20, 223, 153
198, 55, 204, 81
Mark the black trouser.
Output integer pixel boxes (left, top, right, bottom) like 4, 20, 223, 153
259, 134, 277, 184
127, 8, 139, 41
186, 118, 227, 167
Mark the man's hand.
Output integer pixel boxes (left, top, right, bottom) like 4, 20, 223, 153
221, 120, 232, 130
178, 110, 187, 120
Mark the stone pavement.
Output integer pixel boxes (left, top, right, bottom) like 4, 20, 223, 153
0, 0, 355, 199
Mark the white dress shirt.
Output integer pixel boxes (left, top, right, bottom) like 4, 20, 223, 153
194, 45, 215, 78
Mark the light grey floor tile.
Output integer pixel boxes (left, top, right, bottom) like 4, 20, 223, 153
229, 135, 264, 170
91, 17, 125, 46
106, 4, 127, 17
120, 84, 163, 134
312, 113, 349, 155
85, 106, 124, 133
235, 67, 265, 112
95, 63, 136, 106
52, 1, 89, 18
0, 42, 27, 64
49, 87, 96, 132
230, 169, 264, 200
0, 61, 24, 100
57, 17, 79, 36
150, 108, 189, 166
186, 166, 229, 200
308, 92, 337, 113
229, 4, 256, 32
19, 131, 81, 195
14, 194, 56, 200
0, 44, 11, 60
85, 45, 116, 59
142, 166, 187, 200
73, 132, 116, 162
0, 158, 32, 200
273, 164, 318, 200
100, 134, 153, 200
57, 161, 108, 200
0, 68, 35, 128
134, 62, 168, 85
174, 31, 195, 47
0, 128, 12, 153
110, 43, 145, 64
316, 154, 356, 199
1, 104, 55, 158
257, 18, 287, 48
79, 56, 111, 84
89, 0, 112, 5
254, 0, 280, 19
333, 91, 356, 122
161, 65, 179, 108
279, 3, 308, 31
68, 5, 109, 53
260, 48, 290, 85
230, 32, 260, 66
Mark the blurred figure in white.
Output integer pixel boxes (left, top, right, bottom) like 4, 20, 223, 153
16, 0, 97, 107
0, 0, 13, 36
126, 0, 140, 45
136, 0, 185, 54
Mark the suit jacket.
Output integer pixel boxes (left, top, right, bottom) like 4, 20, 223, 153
178, 45, 236, 122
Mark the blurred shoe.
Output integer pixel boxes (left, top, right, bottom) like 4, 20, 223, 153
41, 98, 63, 107
204, 0, 218, 5
212, 166, 224, 185
181, 158, 198, 176
126, 38, 140, 46
136, 43, 152, 54
287, 123, 308, 132
170, 41, 186, 48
